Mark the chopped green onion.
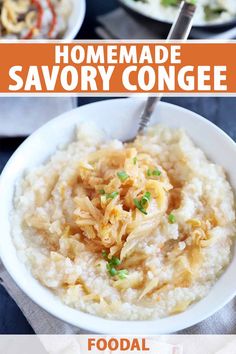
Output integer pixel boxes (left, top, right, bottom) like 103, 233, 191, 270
133, 198, 148, 215
105, 256, 127, 279
99, 189, 105, 195
110, 256, 121, 267
106, 191, 119, 200
134, 192, 151, 215
204, 5, 224, 21
102, 250, 108, 259
117, 171, 129, 182
106, 264, 118, 277
117, 269, 129, 279
161, 0, 179, 7
168, 213, 176, 224
147, 168, 162, 177
161, 0, 196, 8
152, 168, 162, 176
140, 192, 151, 207
109, 268, 117, 276
133, 157, 137, 165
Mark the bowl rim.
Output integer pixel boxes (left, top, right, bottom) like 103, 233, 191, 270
0, 98, 236, 334
63, 0, 86, 40
118, 0, 236, 29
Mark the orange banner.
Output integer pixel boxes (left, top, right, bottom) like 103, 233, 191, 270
0, 41, 236, 95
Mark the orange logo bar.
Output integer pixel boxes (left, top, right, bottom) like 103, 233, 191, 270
0, 41, 236, 95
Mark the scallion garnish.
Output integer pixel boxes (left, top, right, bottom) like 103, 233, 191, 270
140, 192, 151, 207
134, 198, 147, 215
168, 213, 176, 224
99, 189, 105, 195
147, 168, 162, 177
133, 157, 137, 165
106, 263, 118, 277
152, 168, 162, 176
117, 171, 129, 182
133, 199, 146, 215
102, 250, 108, 259
134, 192, 152, 215
106, 191, 119, 200
117, 269, 129, 280
110, 256, 121, 266
104, 255, 128, 279
161, 0, 179, 7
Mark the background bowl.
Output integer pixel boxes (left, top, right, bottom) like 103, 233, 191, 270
63, 0, 86, 39
0, 98, 235, 334
118, 0, 236, 31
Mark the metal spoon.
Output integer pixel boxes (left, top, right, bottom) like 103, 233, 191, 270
125, 1, 196, 142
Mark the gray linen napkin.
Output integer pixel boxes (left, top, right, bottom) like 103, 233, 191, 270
0, 97, 77, 137
96, 8, 166, 39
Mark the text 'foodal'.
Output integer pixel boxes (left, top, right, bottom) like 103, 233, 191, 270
88, 338, 150, 351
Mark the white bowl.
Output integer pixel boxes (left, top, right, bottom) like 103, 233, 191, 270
63, 0, 86, 39
0, 98, 235, 334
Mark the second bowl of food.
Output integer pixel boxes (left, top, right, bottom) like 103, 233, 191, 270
0, 98, 235, 334
0, 0, 86, 39
119, 0, 236, 28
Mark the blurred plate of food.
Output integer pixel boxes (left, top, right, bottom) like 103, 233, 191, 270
118, 0, 236, 29
0, 0, 86, 39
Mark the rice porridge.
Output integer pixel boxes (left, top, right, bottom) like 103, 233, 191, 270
12, 123, 235, 320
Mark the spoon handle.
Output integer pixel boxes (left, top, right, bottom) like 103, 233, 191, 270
167, 1, 196, 40
138, 1, 196, 133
